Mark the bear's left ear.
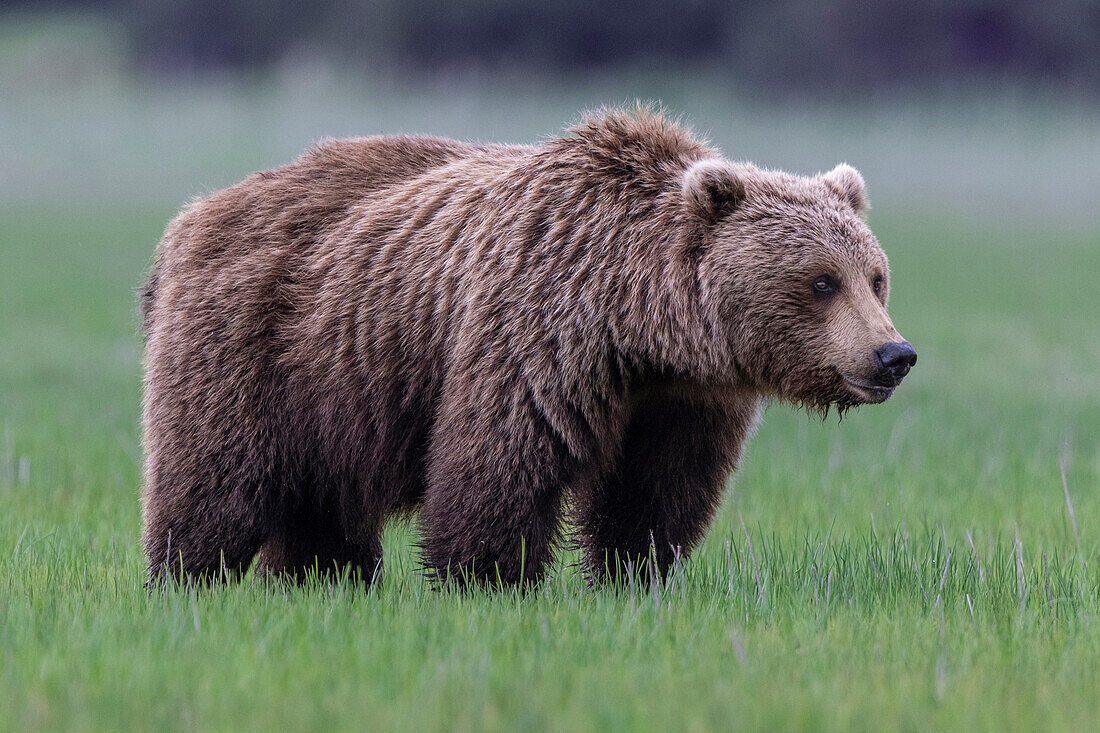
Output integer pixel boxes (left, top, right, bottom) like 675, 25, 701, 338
821, 163, 869, 213
681, 159, 747, 224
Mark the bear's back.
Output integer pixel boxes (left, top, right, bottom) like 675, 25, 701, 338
166, 135, 532, 262
142, 135, 534, 332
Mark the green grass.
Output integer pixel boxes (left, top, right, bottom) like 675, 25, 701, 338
2, 204, 1099, 731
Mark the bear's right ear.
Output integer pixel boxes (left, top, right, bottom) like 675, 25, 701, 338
681, 159, 747, 224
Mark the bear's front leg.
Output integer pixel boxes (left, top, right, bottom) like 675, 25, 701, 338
420, 369, 575, 588
575, 389, 762, 582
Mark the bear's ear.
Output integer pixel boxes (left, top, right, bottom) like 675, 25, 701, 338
821, 163, 868, 213
681, 159, 747, 224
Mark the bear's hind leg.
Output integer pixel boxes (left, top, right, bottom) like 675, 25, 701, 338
255, 496, 383, 585
575, 390, 761, 582
142, 464, 276, 584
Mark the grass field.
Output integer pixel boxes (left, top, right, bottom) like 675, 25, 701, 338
1, 198, 1098, 731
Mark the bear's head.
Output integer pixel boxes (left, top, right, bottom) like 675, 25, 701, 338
683, 159, 916, 412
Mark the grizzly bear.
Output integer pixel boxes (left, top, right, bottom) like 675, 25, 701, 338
140, 107, 915, 588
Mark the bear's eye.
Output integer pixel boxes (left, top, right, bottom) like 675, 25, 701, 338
872, 276, 883, 295
812, 275, 839, 296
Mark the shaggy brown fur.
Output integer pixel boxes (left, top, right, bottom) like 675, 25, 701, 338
140, 107, 913, 587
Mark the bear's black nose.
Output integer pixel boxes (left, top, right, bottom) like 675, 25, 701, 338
874, 341, 917, 384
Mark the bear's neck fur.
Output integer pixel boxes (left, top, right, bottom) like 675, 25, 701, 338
529, 107, 732, 382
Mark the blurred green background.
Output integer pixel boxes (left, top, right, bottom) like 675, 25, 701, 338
2, 1, 1099, 223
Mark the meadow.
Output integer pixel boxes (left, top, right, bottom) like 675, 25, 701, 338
2, 65, 1100, 729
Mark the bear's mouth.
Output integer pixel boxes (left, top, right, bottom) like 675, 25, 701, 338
841, 376, 895, 404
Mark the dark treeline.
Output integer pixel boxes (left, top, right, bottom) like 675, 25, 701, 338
11, 0, 1100, 95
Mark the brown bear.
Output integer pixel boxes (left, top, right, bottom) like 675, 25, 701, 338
140, 106, 915, 588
